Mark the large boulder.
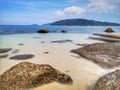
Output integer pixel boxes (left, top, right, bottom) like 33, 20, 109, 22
94, 69, 120, 90
71, 43, 120, 68
0, 62, 73, 90
105, 27, 114, 33
38, 29, 49, 33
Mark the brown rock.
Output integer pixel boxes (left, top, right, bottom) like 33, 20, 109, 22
38, 29, 49, 33
71, 43, 120, 68
61, 30, 67, 33
94, 69, 120, 90
105, 27, 114, 33
0, 62, 73, 90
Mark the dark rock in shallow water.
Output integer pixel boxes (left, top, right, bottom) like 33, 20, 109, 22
38, 29, 49, 33
0, 62, 73, 90
18, 43, 24, 46
71, 43, 120, 68
44, 52, 49, 54
51, 40, 73, 43
105, 27, 114, 33
40, 41, 45, 43
0, 48, 12, 53
9, 54, 34, 60
0, 54, 8, 58
61, 30, 67, 33
94, 69, 120, 90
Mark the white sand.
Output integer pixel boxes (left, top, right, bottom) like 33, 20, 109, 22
0, 33, 119, 90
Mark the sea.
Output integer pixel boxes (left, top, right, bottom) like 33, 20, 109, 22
0, 25, 120, 90
0, 25, 120, 34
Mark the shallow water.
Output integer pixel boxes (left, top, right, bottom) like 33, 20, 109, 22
0, 33, 119, 90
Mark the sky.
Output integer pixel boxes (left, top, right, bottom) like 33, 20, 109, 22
0, 0, 120, 25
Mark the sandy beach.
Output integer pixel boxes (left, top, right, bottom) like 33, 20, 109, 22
0, 33, 120, 90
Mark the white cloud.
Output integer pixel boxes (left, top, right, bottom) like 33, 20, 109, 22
87, 0, 120, 13
55, 6, 86, 18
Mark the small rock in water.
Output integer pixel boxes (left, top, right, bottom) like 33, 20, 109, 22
18, 43, 24, 46
44, 52, 49, 54
40, 41, 45, 43
0, 48, 12, 53
94, 69, 120, 90
51, 39, 73, 43
9, 54, 34, 60
0, 54, 8, 58
105, 27, 114, 33
61, 30, 67, 33
0, 62, 73, 90
38, 29, 49, 33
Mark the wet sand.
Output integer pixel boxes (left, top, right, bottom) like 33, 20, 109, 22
0, 33, 119, 90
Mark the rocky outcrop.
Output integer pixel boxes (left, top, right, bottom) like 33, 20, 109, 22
105, 27, 114, 32
0, 62, 73, 90
71, 43, 120, 68
38, 29, 49, 33
94, 69, 120, 90
9, 54, 34, 60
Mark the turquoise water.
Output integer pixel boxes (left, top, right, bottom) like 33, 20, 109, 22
0, 25, 120, 34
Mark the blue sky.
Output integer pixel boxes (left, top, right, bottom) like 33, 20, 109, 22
0, 0, 120, 25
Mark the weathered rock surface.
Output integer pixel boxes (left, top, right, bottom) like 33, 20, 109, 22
51, 39, 73, 43
94, 69, 120, 90
0, 62, 73, 90
9, 54, 34, 60
105, 27, 114, 33
71, 43, 120, 68
38, 29, 49, 33
0, 48, 12, 53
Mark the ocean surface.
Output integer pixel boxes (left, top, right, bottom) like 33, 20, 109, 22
0, 25, 120, 34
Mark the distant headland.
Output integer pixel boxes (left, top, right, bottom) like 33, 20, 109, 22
49, 19, 120, 26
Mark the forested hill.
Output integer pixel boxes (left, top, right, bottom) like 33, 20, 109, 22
51, 19, 120, 26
